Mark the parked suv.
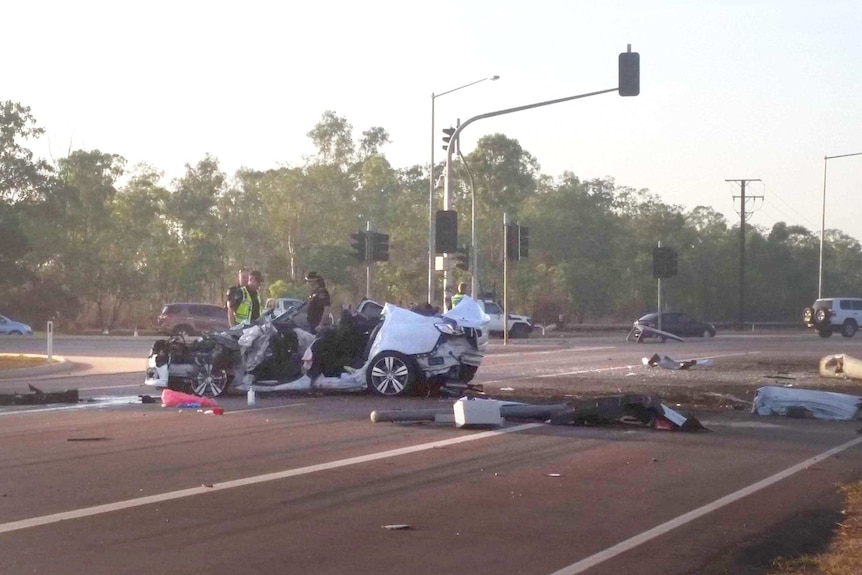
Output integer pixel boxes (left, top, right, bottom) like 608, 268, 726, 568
157, 303, 230, 336
802, 297, 862, 338
477, 300, 534, 338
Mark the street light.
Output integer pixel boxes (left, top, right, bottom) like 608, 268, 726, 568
819, 152, 862, 298
428, 75, 499, 305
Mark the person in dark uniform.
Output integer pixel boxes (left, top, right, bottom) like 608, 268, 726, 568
305, 271, 331, 334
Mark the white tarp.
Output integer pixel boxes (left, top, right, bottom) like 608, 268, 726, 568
752, 385, 862, 421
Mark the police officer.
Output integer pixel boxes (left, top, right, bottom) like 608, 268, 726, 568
450, 282, 468, 308
305, 271, 331, 333
229, 270, 263, 325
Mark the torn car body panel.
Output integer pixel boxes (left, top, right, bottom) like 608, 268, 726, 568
753, 385, 862, 421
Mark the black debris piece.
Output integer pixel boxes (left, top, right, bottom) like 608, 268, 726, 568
0, 384, 79, 406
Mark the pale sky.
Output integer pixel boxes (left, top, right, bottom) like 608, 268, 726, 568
5, 0, 862, 240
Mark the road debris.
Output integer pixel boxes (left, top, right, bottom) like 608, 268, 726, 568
382, 524, 411, 530
371, 395, 705, 432
0, 384, 79, 406
752, 385, 862, 421
161, 388, 219, 409
819, 354, 862, 380
643, 353, 714, 370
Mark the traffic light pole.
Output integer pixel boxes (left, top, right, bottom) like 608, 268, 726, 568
441, 87, 620, 302
365, 221, 371, 299
656, 241, 662, 333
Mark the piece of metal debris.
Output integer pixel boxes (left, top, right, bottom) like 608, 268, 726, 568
383, 524, 411, 530
753, 386, 862, 421
643, 354, 714, 370
0, 384, 79, 406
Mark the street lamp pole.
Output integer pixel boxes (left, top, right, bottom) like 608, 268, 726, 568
428, 75, 499, 306
819, 151, 862, 299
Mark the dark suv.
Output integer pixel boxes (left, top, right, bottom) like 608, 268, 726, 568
157, 303, 229, 336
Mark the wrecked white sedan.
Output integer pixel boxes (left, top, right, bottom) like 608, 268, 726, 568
145, 296, 489, 398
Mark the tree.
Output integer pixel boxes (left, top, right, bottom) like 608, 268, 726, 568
0, 101, 53, 201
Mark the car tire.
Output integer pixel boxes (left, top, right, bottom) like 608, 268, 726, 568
707, 328, 716, 337
841, 321, 857, 338
366, 351, 417, 396
818, 329, 833, 338
802, 307, 814, 323
509, 324, 530, 339
190, 360, 231, 397
813, 308, 829, 325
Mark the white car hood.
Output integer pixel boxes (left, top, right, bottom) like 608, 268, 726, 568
443, 296, 491, 328
369, 297, 489, 357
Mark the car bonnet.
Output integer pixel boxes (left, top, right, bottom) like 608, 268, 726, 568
443, 296, 491, 328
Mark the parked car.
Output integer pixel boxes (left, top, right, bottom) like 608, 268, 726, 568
477, 300, 534, 338
0, 314, 33, 335
632, 312, 716, 340
803, 297, 862, 338
157, 303, 230, 336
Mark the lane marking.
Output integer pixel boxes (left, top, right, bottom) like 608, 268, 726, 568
549, 434, 862, 575
481, 351, 758, 385
488, 346, 617, 360
0, 423, 543, 535
0, 399, 307, 417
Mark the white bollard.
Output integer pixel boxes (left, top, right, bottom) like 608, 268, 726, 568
47, 321, 53, 362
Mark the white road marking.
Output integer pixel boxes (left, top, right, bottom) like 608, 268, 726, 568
488, 346, 617, 359
549, 435, 862, 575
0, 399, 307, 416
481, 351, 759, 385
0, 423, 543, 535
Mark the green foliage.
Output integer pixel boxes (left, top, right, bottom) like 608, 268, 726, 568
4, 100, 861, 329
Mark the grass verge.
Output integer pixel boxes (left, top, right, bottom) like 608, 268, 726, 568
771, 482, 862, 574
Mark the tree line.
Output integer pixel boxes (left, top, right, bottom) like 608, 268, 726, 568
3, 101, 860, 332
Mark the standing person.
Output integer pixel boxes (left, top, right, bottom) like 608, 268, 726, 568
229, 270, 263, 326
450, 282, 469, 308
305, 271, 331, 334
226, 268, 249, 325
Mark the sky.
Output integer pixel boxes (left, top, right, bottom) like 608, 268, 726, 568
5, 0, 862, 241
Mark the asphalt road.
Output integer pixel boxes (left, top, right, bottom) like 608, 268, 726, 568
1, 332, 861, 574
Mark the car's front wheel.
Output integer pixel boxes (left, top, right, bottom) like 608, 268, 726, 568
367, 351, 417, 396
509, 324, 530, 339
841, 321, 857, 338
191, 359, 231, 397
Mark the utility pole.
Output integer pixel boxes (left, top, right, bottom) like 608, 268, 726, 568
725, 179, 762, 330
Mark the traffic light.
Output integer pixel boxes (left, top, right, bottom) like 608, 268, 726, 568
455, 245, 469, 270
619, 47, 640, 97
505, 223, 519, 261
518, 226, 529, 259
652, 246, 678, 278
435, 210, 458, 253
442, 127, 457, 152
371, 232, 390, 262
350, 231, 368, 262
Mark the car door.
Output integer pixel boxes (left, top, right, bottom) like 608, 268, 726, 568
483, 302, 505, 332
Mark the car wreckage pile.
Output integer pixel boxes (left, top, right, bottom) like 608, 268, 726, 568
145, 296, 490, 398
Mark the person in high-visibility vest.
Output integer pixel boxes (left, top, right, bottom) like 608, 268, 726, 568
450, 282, 468, 309
229, 271, 263, 325
226, 268, 249, 325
